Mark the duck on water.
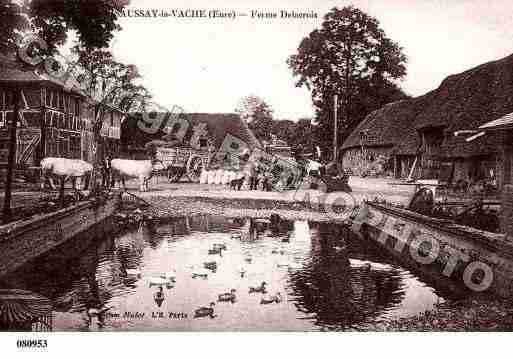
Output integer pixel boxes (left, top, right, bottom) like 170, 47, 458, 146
194, 302, 216, 319
260, 292, 282, 305
249, 281, 267, 294
218, 289, 236, 303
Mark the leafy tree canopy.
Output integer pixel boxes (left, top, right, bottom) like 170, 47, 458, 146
235, 95, 275, 142
287, 6, 409, 160
0, 0, 129, 54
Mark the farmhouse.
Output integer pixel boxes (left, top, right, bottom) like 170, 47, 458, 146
0, 53, 123, 170
341, 53, 513, 190
121, 112, 261, 158
341, 99, 420, 178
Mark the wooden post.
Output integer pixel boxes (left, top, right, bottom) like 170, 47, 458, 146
59, 177, 65, 208
2, 88, 20, 222
39, 87, 46, 165
333, 94, 338, 162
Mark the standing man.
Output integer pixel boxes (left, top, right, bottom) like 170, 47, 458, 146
101, 155, 112, 188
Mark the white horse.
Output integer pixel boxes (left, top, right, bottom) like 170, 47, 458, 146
40, 157, 92, 191
111, 159, 163, 192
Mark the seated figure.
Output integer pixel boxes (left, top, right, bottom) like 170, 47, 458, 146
320, 161, 352, 193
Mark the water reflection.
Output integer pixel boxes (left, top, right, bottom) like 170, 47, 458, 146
0, 215, 460, 331
289, 224, 406, 329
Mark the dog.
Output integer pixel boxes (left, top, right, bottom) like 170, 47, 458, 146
229, 176, 245, 191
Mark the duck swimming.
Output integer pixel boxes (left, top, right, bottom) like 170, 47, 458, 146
190, 267, 209, 279
230, 232, 242, 240
218, 289, 236, 302
249, 281, 267, 294
260, 292, 282, 305
237, 265, 246, 278
208, 247, 223, 255
160, 269, 176, 282
271, 248, 285, 255
148, 277, 173, 288
213, 243, 227, 250
203, 261, 217, 271
194, 302, 216, 318
153, 286, 165, 301
87, 305, 112, 317
125, 268, 142, 277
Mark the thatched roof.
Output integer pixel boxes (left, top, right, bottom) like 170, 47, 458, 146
342, 99, 422, 155
343, 53, 513, 157
0, 53, 84, 94
121, 112, 261, 151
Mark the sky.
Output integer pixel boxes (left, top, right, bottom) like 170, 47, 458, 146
109, 0, 513, 119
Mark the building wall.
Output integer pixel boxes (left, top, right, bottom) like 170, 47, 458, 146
396, 155, 416, 178
501, 184, 513, 237
498, 131, 513, 188
341, 146, 394, 176
500, 131, 513, 237
0, 84, 123, 166
452, 156, 496, 183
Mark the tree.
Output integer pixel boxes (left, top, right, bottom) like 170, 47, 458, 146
1, 0, 128, 54
0, 0, 29, 54
2, 0, 129, 219
72, 45, 151, 188
288, 6, 408, 160
29, 0, 128, 53
272, 119, 295, 145
291, 118, 315, 151
235, 95, 274, 142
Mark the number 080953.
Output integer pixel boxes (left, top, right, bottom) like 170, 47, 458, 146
16, 339, 48, 349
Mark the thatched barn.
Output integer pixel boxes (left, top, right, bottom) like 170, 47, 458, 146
121, 112, 261, 158
341, 53, 513, 189
341, 99, 421, 178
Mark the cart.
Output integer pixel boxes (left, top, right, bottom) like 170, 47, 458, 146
155, 146, 211, 183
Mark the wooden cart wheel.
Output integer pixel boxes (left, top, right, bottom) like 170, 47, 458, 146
186, 154, 204, 182
167, 167, 184, 183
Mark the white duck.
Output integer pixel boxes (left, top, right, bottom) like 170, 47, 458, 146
237, 265, 246, 277
160, 269, 177, 282
149, 277, 173, 288
230, 232, 242, 240
125, 268, 142, 277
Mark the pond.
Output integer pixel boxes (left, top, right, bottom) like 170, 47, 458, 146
0, 215, 466, 331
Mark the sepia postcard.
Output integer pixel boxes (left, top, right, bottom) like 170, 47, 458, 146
1, 0, 513, 355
